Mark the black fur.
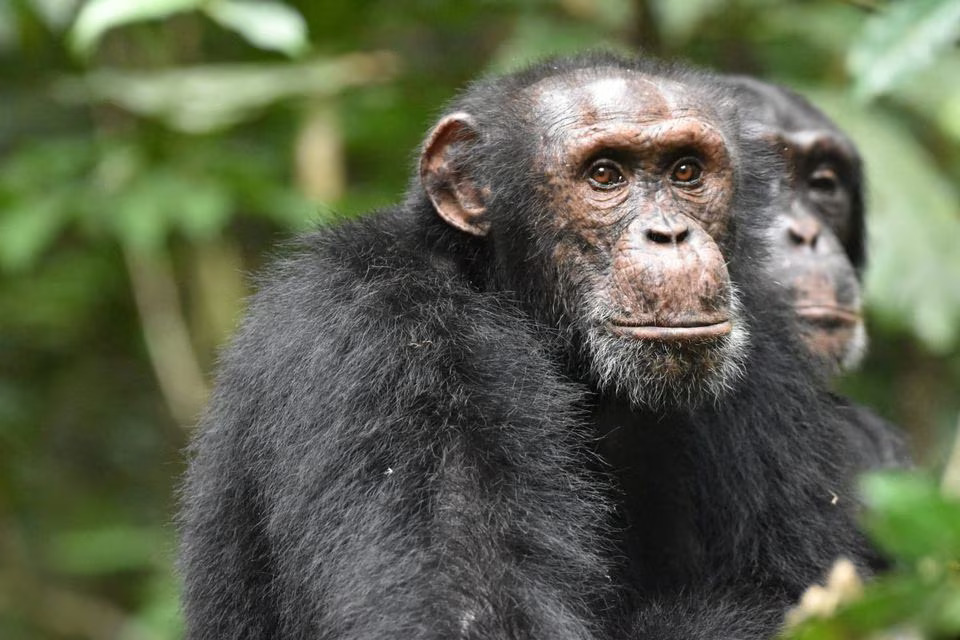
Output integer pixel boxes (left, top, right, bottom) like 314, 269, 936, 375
723, 75, 912, 471
624, 588, 784, 640
180, 53, 879, 639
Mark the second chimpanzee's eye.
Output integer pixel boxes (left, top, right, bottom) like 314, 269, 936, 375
808, 167, 839, 194
587, 161, 626, 189
669, 157, 704, 185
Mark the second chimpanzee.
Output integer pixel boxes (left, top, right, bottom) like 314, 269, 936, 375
180, 54, 879, 640
726, 76, 911, 470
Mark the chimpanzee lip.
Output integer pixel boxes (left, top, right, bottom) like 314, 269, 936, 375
608, 319, 732, 342
795, 305, 860, 327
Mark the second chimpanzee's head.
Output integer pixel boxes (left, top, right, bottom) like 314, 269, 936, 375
418, 54, 784, 409
725, 76, 867, 375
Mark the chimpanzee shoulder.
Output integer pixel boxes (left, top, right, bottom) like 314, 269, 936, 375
181, 205, 613, 639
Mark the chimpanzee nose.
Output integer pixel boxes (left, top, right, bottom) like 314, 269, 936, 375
788, 216, 821, 248
645, 220, 690, 245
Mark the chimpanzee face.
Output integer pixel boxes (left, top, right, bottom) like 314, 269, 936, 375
421, 69, 753, 409
764, 131, 866, 374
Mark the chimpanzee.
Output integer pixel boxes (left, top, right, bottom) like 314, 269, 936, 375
724, 76, 910, 470
179, 54, 879, 640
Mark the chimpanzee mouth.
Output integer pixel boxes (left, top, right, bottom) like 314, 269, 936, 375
608, 319, 732, 342
795, 306, 860, 329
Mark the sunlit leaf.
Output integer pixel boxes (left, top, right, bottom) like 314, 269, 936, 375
940, 88, 960, 142
30, 0, 83, 31
848, 0, 960, 100
205, 0, 308, 57
54, 52, 399, 132
935, 588, 960, 633
68, 0, 205, 57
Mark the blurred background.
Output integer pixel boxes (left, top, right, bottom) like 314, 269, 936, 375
0, 0, 958, 638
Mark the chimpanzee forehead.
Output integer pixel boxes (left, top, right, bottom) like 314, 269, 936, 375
528, 70, 708, 132
782, 130, 858, 160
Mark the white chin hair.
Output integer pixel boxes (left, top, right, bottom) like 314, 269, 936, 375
840, 321, 868, 372
583, 293, 750, 410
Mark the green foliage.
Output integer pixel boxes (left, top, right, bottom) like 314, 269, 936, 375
205, 1, 308, 57
848, 0, 960, 100
650, 0, 727, 44
863, 473, 960, 562
0, 135, 311, 271
785, 473, 960, 640
69, 0, 207, 56
69, 0, 308, 59
1, 0, 958, 638
50, 526, 169, 575
55, 54, 399, 133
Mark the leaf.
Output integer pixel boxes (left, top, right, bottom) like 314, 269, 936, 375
650, 0, 727, 44
0, 2, 17, 51
68, 0, 205, 58
0, 137, 95, 194
49, 526, 167, 574
940, 88, 960, 143
168, 175, 232, 240
487, 13, 630, 73
860, 472, 960, 561
129, 571, 184, 638
205, 1, 308, 57
934, 588, 960, 633
30, 0, 83, 31
109, 171, 233, 250
110, 176, 173, 253
54, 52, 399, 133
848, 0, 960, 100
0, 196, 69, 272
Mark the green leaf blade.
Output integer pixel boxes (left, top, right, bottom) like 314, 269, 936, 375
848, 0, 960, 100
205, 1, 308, 57
68, 0, 206, 58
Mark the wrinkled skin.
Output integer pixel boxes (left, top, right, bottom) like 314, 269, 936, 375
424, 71, 748, 409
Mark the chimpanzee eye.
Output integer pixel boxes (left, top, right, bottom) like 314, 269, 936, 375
808, 167, 839, 194
669, 157, 703, 185
587, 161, 626, 189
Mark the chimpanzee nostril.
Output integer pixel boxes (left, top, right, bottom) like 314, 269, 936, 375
787, 217, 821, 248
646, 222, 690, 244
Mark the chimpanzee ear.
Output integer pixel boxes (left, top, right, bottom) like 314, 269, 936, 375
419, 113, 489, 237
